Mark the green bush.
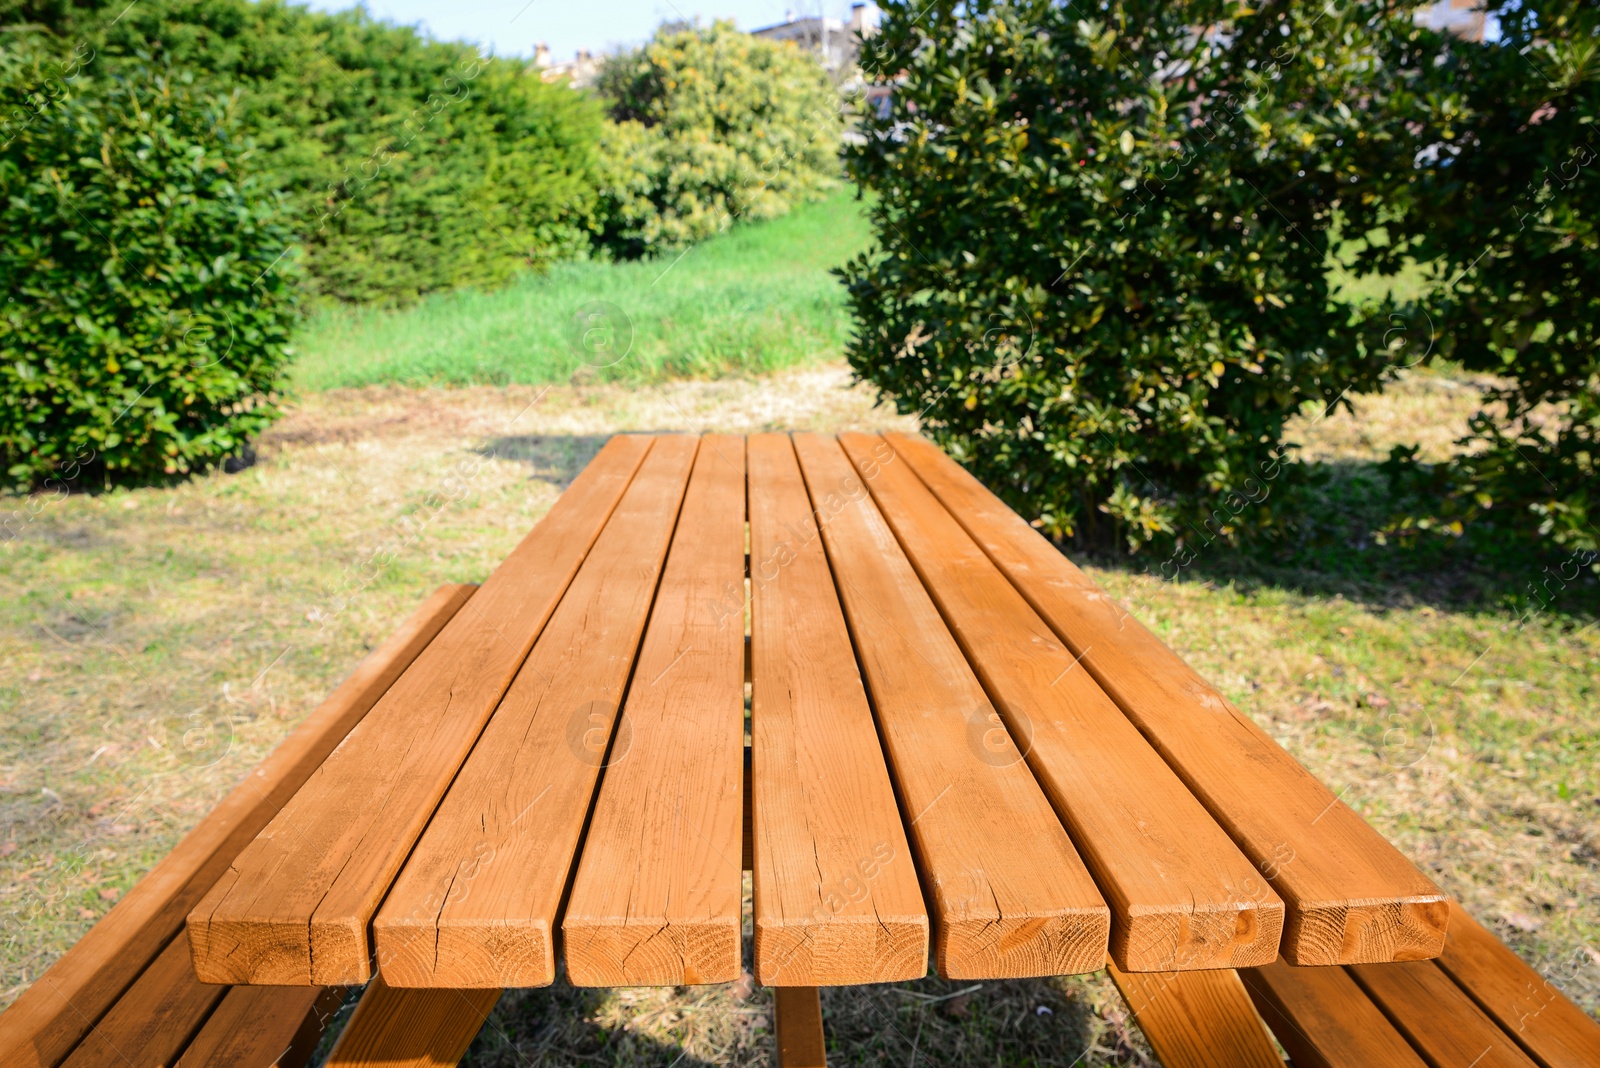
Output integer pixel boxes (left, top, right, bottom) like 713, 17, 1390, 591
842, 0, 1422, 551
15, 0, 607, 306
1367, 1, 1600, 557
0, 47, 298, 485
593, 20, 843, 258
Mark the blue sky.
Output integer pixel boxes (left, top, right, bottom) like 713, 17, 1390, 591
299, 0, 871, 62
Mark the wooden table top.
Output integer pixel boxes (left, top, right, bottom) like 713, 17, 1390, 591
184, 433, 1448, 991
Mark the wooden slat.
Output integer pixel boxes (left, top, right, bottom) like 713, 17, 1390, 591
1434, 900, 1600, 1068
774, 987, 828, 1068
1241, 958, 1428, 1068
0, 583, 475, 1068
175, 986, 344, 1068
842, 434, 1282, 973
746, 433, 928, 986
58, 937, 226, 1068
373, 436, 699, 988
792, 433, 1109, 979
562, 436, 747, 986
189, 436, 654, 986
1349, 961, 1541, 1068
322, 977, 499, 1067
1106, 959, 1284, 1068
882, 431, 1448, 966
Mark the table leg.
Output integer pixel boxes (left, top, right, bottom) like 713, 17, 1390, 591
323, 975, 501, 1067
774, 986, 827, 1067
1105, 961, 1283, 1068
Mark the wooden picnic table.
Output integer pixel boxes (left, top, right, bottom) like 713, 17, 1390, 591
168, 431, 1450, 1061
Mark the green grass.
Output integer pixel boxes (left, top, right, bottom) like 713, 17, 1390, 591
290, 189, 873, 392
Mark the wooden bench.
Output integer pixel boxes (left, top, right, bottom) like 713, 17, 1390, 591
2, 433, 1594, 1068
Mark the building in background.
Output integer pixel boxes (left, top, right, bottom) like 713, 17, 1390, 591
534, 43, 604, 88
1414, 0, 1488, 41
751, 3, 881, 73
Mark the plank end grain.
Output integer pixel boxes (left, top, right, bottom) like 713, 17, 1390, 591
939, 906, 1110, 980
564, 918, 742, 987
1117, 897, 1286, 973
756, 913, 929, 987
379, 919, 552, 989
1282, 896, 1449, 967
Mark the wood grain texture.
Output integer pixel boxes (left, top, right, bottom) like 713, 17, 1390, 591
175, 986, 344, 1068
883, 431, 1448, 967
0, 584, 473, 1068
58, 936, 226, 1068
189, 436, 653, 986
844, 433, 1281, 973
1349, 961, 1540, 1068
1241, 958, 1428, 1068
322, 976, 499, 1067
774, 988, 828, 1068
793, 433, 1109, 980
1106, 959, 1283, 1068
562, 436, 747, 986
374, 436, 699, 988
747, 433, 928, 986
1433, 900, 1600, 1068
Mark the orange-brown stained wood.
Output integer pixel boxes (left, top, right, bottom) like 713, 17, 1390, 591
841, 433, 1282, 973
747, 433, 928, 986
1349, 960, 1540, 1068
1434, 900, 1600, 1068
58, 936, 227, 1068
774, 987, 828, 1068
175, 986, 344, 1068
374, 436, 699, 988
322, 976, 500, 1067
188, 436, 653, 986
1242, 958, 1428, 1068
0, 583, 473, 1068
1105, 959, 1284, 1068
791, 433, 1109, 980
883, 431, 1448, 967
562, 436, 747, 986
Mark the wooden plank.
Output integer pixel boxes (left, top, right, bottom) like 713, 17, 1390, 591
746, 433, 928, 986
1241, 957, 1428, 1068
174, 986, 344, 1068
0, 583, 475, 1068
562, 436, 747, 986
792, 433, 1109, 979
1106, 959, 1283, 1068
373, 436, 699, 988
1433, 900, 1600, 1068
774, 987, 828, 1068
841, 433, 1282, 973
58, 936, 226, 1068
1349, 961, 1541, 1068
322, 976, 499, 1068
189, 436, 654, 986
882, 430, 1448, 966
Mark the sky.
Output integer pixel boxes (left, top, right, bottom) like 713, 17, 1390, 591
299, 0, 873, 62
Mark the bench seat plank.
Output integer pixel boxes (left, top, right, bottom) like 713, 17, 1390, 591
1434, 900, 1600, 1068
373, 436, 698, 987
796, 433, 1109, 979
0, 583, 473, 1068
747, 433, 928, 985
883, 431, 1447, 966
848, 433, 1282, 972
323, 977, 499, 1067
58, 937, 225, 1068
562, 436, 748, 986
1106, 959, 1283, 1068
174, 986, 343, 1068
188, 436, 653, 985
1350, 961, 1540, 1068
1242, 957, 1428, 1068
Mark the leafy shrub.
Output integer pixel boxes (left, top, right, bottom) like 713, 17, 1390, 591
842, 0, 1421, 551
593, 20, 843, 258
0, 47, 298, 485
15, 0, 607, 305
1366, 1, 1600, 557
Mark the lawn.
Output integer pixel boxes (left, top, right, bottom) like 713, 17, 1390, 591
290, 188, 873, 392
2, 202, 1597, 1065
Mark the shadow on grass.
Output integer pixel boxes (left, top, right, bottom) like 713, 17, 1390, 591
1082, 459, 1600, 624
479, 434, 612, 489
